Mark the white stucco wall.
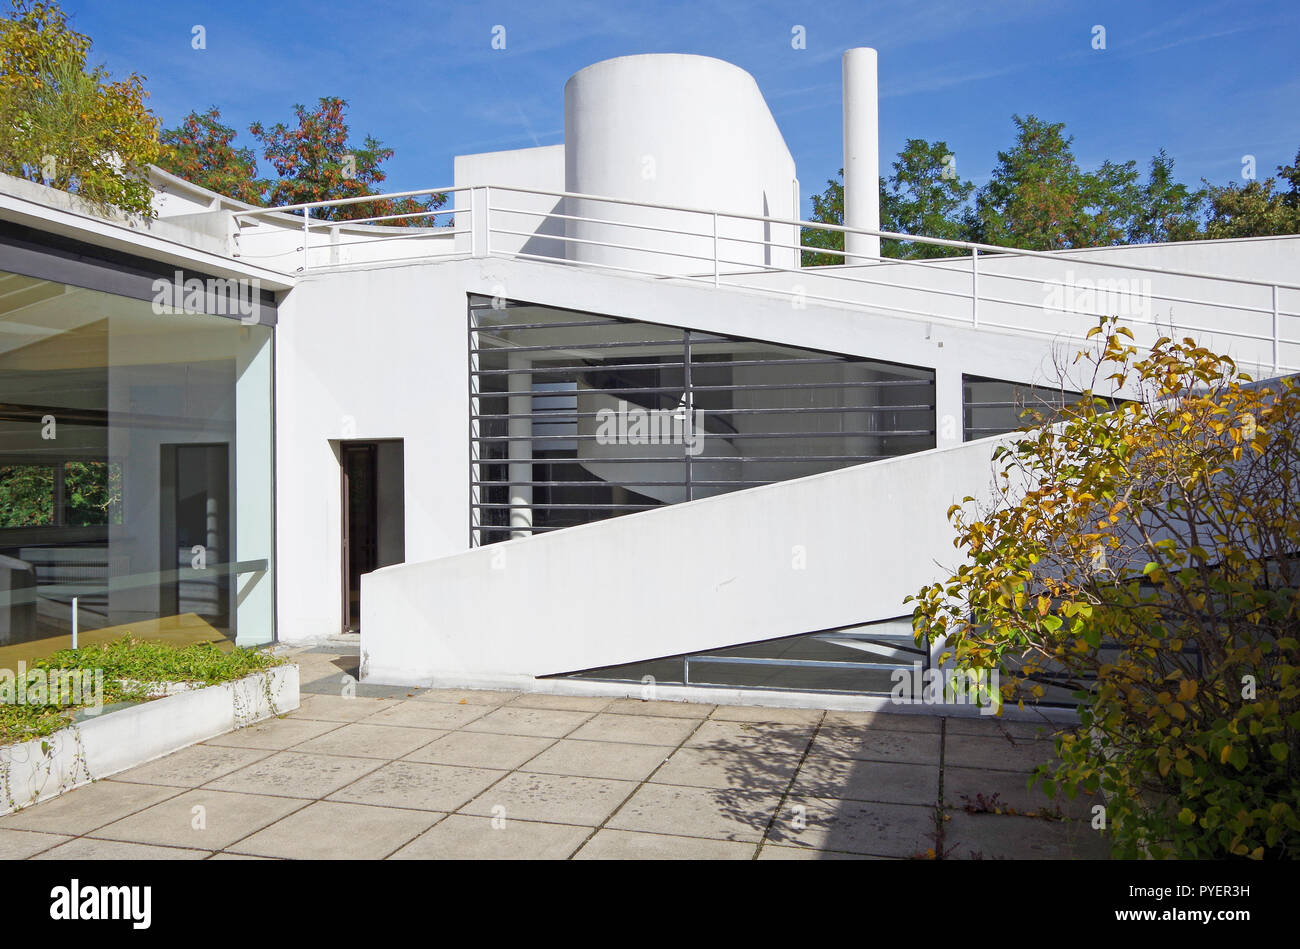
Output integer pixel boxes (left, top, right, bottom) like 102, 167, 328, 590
272, 260, 473, 640
453, 145, 567, 260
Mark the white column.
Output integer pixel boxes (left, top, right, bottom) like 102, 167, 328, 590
842, 47, 881, 264
934, 366, 964, 450
235, 326, 274, 645
507, 351, 533, 538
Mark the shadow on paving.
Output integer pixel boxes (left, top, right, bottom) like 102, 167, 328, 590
698, 711, 1111, 859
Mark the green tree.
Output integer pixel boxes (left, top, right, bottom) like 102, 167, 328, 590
249, 96, 443, 223
0, 0, 161, 217
879, 139, 974, 258
159, 106, 267, 205
801, 168, 844, 266
802, 140, 976, 265
909, 319, 1300, 859
1203, 149, 1300, 239
1078, 157, 1142, 246
1128, 149, 1205, 243
970, 115, 1096, 250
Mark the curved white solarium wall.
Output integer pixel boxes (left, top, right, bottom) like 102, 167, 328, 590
564, 54, 799, 276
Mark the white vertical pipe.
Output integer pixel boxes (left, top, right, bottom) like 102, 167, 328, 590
71, 596, 78, 649
842, 47, 881, 264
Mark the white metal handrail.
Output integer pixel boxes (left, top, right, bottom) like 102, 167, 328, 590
227, 183, 1300, 374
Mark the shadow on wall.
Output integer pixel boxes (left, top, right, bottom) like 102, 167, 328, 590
517, 198, 567, 261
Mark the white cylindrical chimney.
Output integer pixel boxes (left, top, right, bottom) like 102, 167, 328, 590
842, 47, 880, 264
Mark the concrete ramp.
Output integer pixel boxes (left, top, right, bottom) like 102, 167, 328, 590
361, 432, 1010, 687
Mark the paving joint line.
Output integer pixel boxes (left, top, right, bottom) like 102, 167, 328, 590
567, 709, 722, 859
753, 710, 827, 860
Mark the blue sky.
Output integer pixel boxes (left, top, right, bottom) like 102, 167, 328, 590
60, 0, 1300, 215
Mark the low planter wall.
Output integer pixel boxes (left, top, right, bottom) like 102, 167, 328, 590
0, 664, 298, 816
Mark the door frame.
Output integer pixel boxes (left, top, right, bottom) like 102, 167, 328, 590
339, 439, 404, 634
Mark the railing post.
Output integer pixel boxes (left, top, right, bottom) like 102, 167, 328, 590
1273, 284, 1280, 373
301, 206, 310, 273
71, 596, 78, 649
484, 186, 491, 257
971, 247, 979, 327
712, 212, 719, 287
470, 186, 488, 258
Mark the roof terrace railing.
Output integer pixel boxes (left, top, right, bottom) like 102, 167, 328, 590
230, 184, 1300, 375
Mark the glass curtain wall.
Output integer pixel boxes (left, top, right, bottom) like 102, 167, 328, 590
0, 269, 274, 661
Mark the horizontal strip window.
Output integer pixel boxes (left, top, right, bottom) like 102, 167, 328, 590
474, 429, 932, 442
472, 406, 934, 421
472, 454, 907, 464
470, 296, 936, 545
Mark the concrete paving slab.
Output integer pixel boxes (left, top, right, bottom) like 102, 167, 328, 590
808, 726, 941, 765
204, 716, 341, 751
575, 828, 756, 859
404, 731, 555, 770
228, 800, 438, 859
758, 844, 885, 860
292, 722, 442, 759
943, 765, 1100, 820
944, 811, 1110, 859
0, 650, 1112, 861
461, 706, 595, 739
287, 694, 401, 722
684, 720, 816, 757
822, 710, 942, 733
651, 747, 800, 792
0, 828, 70, 859
764, 797, 935, 858
94, 789, 307, 850
205, 750, 382, 800
361, 700, 491, 730
711, 705, 825, 725
461, 772, 637, 826
111, 744, 273, 788
944, 716, 1068, 741
0, 780, 181, 836
510, 693, 612, 712
603, 698, 713, 718
327, 761, 506, 812
413, 688, 519, 706
566, 712, 701, 746
942, 734, 1057, 773
34, 838, 211, 859
520, 739, 673, 782
389, 814, 590, 860
606, 782, 783, 842
790, 755, 938, 806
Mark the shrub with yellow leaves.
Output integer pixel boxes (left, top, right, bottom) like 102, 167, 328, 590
908, 316, 1300, 859
0, 1, 161, 217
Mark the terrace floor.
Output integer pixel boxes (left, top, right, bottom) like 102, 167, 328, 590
0, 644, 1110, 860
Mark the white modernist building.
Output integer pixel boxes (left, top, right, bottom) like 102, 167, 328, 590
1, 51, 1296, 713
